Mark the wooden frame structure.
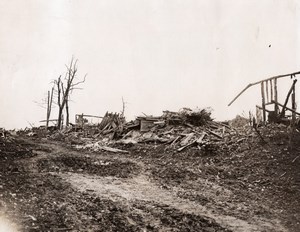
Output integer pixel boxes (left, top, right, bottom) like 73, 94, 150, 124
228, 71, 300, 123
75, 114, 103, 127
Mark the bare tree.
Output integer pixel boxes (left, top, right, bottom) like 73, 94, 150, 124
34, 84, 55, 130
46, 86, 54, 130
54, 58, 86, 129
120, 97, 126, 117
54, 75, 63, 128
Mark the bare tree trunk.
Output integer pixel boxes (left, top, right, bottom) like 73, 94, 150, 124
58, 107, 63, 130
121, 97, 125, 117
56, 76, 63, 129
46, 87, 54, 130
46, 91, 50, 130
66, 97, 69, 127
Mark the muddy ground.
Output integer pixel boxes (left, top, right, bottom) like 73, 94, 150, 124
0, 126, 299, 231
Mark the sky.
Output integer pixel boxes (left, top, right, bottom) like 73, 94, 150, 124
0, 0, 299, 129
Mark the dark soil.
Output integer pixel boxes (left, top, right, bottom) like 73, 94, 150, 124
130, 125, 300, 231
0, 124, 299, 231
0, 136, 229, 231
37, 155, 139, 178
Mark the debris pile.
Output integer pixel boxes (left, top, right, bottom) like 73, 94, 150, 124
132, 107, 213, 133
75, 142, 129, 153
20, 107, 266, 154
163, 107, 213, 126
98, 112, 125, 136
72, 107, 254, 153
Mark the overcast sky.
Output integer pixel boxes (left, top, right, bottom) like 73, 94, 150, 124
0, 0, 299, 129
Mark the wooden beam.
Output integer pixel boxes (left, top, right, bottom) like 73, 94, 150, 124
75, 114, 103, 119
266, 80, 269, 103
228, 84, 251, 106
265, 102, 274, 106
274, 78, 278, 114
270, 79, 273, 101
271, 100, 300, 116
261, 82, 266, 122
256, 105, 273, 113
248, 71, 300, 87
280, 79, 297, 118
40, 119, 58, 123
292, 81, 296, 124
228, 71, 300, 106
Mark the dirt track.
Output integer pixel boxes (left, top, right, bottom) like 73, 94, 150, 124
0, 129, 299, 231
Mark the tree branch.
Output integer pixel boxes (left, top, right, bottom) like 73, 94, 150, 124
71, 73, 87, 87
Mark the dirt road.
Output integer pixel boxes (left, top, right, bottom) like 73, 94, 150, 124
0, 133, 299, 231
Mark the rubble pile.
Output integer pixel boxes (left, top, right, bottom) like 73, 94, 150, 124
71, 108, 256, 153
163, 107, 213, 126
131, 107, 213, 132
98, 112, 125, 135
18, 107, 268, 154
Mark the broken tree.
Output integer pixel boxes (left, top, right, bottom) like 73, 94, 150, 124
46, 86, 54, 130
34, 85, 55, 130
54, 58, 86, 129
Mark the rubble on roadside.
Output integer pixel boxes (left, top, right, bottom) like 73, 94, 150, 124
56, 108, 256, 153
18, 107, 295, 154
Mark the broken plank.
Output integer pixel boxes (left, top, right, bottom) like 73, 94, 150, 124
206, 129, 222, 139
272, 101, 300, 116
99, 146, 129, 153
196, 132, 206, 144
177, 140, 196, 152
170, 136, 181, 146
180, 133, 195, 146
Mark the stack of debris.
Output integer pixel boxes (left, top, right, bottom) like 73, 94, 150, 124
135, 115, 165, 132
164, 107, 213, 126
124, 107, 213, 133
120, 119, 240, 151
75, 108, 252, 153
98, 112, 125, 136
22, 107, 260, 154
49, 112, 126, 140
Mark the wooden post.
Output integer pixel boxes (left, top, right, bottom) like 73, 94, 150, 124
266, 80, 269, 103
75, 115, 77, 132
270, 80, 273, 102
280, 79, 297, 118
45, 87, 54, 131
81, 113, 84, 128
81, 113, 84, 136
271, 101, 300, 116
292, 81, 296, 125
46, 91, 50, 130
261, 81, 266, 122
274, 78, 279, 115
